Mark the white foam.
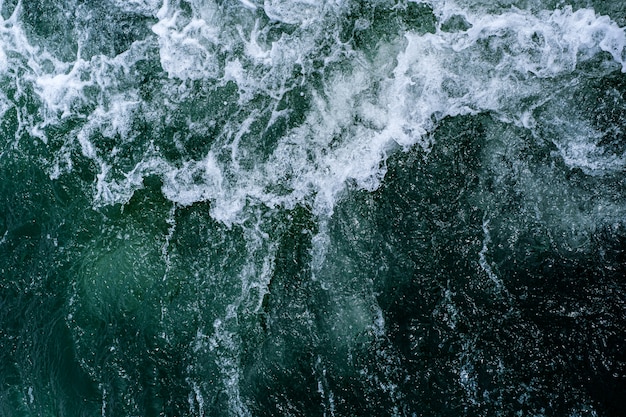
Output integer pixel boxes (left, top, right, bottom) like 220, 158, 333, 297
262, 0, 322, 25
0, 1, 32, 75
479, 218, 506, 292
100, 385, 107, 417
549, 117, 626, 175
111, 0, 162, 16
239, 0, 259, 11
2, 0, 622, 227
237, 20, 272, 66
0, 43, 6, 73
152, 0, 226, 80
35, 58, 91, 118
187, 380, 206, 417
84, 4, 626, 229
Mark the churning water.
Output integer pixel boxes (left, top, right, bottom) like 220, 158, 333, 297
1, 0, 626, 415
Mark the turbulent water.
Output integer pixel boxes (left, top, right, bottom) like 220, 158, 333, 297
1, 0, 626, 415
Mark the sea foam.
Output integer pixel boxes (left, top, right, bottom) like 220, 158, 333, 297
2, 0, 623, 226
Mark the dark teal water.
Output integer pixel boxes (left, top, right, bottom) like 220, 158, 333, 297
1, 0, 626, 416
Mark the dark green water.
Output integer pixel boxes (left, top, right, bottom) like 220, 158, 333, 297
1, 0, 626, 416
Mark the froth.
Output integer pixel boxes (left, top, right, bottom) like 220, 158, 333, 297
3, 0, 623, 226
111, 0, 162, 16
153, 1, 223, 80
263, 0, 322, 25
91, 4, 626, 225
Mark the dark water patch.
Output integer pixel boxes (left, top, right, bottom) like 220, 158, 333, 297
344, 0, 435, 55
441, 14, 472, 32
0, 153, 100, 416
20, 0, 79, 61
241, 205, 325, 416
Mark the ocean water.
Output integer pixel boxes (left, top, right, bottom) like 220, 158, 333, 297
1, 0, 625, 415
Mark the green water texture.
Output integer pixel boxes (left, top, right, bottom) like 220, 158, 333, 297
1, 0, 626, 416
